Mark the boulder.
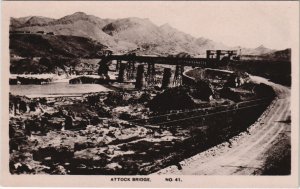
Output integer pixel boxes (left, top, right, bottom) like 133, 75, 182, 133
148, 86, 197, 112
190, 80, 214, 101
220, 87, 241, 102
105, 162, 122, 171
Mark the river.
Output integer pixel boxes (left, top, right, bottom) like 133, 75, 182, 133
10, 82, 111, 98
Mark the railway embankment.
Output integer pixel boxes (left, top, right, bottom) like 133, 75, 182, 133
154, 75, 290, 175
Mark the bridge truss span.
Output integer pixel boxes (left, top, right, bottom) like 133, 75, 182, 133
107, 55, 216, 67
98, 52, 235, 89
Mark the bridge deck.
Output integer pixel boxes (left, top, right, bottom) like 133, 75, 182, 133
104, 55, 220, 67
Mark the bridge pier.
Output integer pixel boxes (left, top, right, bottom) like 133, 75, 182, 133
126, 61, 136, 80
206, 50, 211, 59
216, 50, 221, 61
173, 65, 184, 86
98, 60, 109, 80
135, 65, 145, 89
161, 68, 172, 89
147, 62, 156, 86
227, 51, 234, 60
118, 63, 127, 82
116, 60, 121, 71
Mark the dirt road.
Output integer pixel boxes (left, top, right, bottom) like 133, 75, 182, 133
154, 76, 291, 175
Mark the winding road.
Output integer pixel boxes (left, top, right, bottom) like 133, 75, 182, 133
154, 75, 291, 175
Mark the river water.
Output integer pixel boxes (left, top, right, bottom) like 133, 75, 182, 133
10, 82, 111, 98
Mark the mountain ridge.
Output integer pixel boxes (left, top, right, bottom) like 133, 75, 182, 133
10, 33, 107, 58
10, 12, 280, 56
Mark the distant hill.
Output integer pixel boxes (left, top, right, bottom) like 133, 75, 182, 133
239, 47, 291, 62
25, 16, 55, 27
261, 48, 291, 61
9, 33, 107, 58
10, 17, 33, 29
240, 45, 276, 56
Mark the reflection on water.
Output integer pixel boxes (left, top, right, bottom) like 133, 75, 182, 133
10, 82, 111, 98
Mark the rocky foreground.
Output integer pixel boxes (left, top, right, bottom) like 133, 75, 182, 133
9, 70, 276, 175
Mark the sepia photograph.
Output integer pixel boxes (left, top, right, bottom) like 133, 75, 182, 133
1, 0, 299, 187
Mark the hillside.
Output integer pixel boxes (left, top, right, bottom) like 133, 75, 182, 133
261, 48, 291, 61
240, 45, 275, 56
10, 12, 228, 55
9, 33, 107, 58
10, 12, 289, 56
10, 17, 34, 29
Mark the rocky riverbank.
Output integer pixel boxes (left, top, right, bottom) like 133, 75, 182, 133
9, 67, 276, 175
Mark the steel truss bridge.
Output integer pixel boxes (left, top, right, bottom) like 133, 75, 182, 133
98, 50, 238, 88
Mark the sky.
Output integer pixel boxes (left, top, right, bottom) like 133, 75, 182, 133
6, 1, 299, 49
